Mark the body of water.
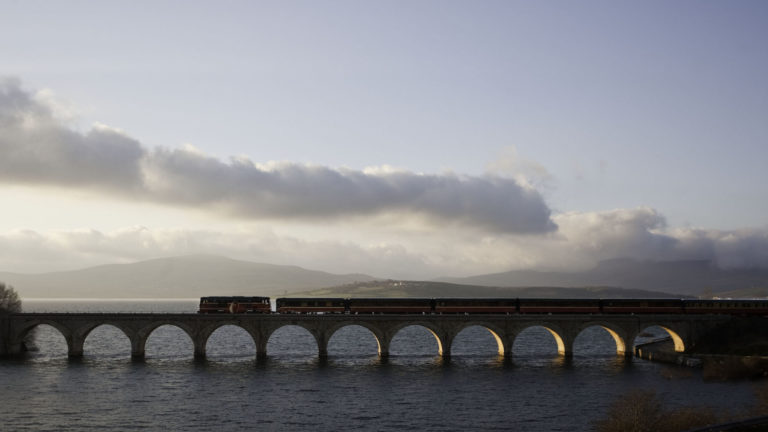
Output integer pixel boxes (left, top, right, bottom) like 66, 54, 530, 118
0, 299, 762, 431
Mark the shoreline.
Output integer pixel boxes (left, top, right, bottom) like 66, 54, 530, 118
635, 338, 768, 379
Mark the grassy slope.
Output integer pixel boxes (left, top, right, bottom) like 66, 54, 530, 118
288, 280, 689, 298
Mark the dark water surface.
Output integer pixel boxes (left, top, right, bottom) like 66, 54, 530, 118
0, 300, 761, 431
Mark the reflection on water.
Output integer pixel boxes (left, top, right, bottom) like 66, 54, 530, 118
5, 300, 761, 431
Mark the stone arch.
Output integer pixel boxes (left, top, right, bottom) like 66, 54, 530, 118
387, 322, 447, 356
140, 322, 197, 359
574, 321, 630, 356
198, 322, 259, 356
16, 320, 71, 344
512, 322, 569, 356
198, 321, 260, 347
452, 322, 507, 356
139, 321, 196, 342
80, 322, 134, 357
264, 323, 323, 357
80, 322, 135, 341
15, 320, 72, 357
636, 324, 686, 352
326, 322, 384, 356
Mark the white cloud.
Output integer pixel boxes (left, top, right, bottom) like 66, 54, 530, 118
0, 79, 556, 234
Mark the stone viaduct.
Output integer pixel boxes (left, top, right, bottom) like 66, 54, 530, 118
0, 312, 735, 360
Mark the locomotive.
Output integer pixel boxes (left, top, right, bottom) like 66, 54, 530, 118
198, 296, 768, 315
198, 296, 271, 314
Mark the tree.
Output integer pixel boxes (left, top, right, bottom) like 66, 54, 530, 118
0, 282, 32, 354
0, 282, 21, 314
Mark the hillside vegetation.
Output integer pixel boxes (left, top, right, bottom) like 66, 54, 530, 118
439, 259, 768, 296
288, 280, 688, 299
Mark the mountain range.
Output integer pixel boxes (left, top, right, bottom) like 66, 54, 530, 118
437, 258, 768, 297
2, 255, 768, 299
0, 255, 375, 298
290, 280, 684, 299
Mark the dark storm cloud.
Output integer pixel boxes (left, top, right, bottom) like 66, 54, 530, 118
0, 79, 556, 234
0, 79, 144, 190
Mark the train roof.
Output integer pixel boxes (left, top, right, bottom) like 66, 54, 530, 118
200, 296, 270, 301
276, 297, 347, 301
347, 297, 431, 299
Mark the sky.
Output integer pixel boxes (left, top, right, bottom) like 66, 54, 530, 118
1, 1, 767, 278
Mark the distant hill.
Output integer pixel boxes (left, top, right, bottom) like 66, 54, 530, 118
0, 255, 376, 298
289, 280, 688, 299
4, 255, 766, 300
436, 259, 768, 297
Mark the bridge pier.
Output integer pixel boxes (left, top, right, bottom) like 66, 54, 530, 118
501, 335, 515, 358
377, 338, 390, 358
1, 341, 24, 358
316, 333, 329, 359
193, 342, 206, 360
67, 335, 84, 359
438, 331, 453, 359
560, 335, 575, 358
130, 336, 145, 360
255, 337, 268, 360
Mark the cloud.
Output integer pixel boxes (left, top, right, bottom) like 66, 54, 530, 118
0, 79, 556, 234
1, 211, 767, 277
0, 226, 437, 278
537, 208, 768, 271
0, 79, 144, 190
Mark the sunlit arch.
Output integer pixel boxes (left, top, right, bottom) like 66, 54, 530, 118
454, 323, 506, 356
575, 322, 628, 355
661, 326, 685, 352
636, 325, 686, 352
513, 323, 567, 355
389, 323, 445, 356
327, 323, 383, 355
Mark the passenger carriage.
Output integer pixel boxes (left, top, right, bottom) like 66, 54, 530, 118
434, 298, 517, 314
276, 298, 346, 314
518, 298, 601, 314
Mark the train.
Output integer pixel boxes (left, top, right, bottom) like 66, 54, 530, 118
198, 297, 768, 315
